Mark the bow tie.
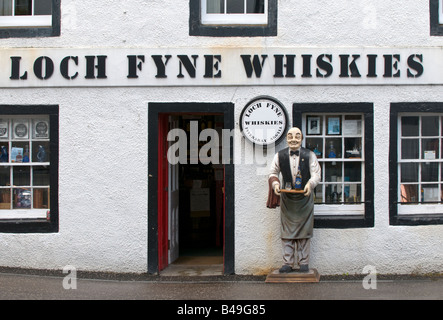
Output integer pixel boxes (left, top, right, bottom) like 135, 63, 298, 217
290, 150, 299, 156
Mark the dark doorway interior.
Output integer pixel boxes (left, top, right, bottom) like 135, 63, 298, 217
177, 114, 224, 261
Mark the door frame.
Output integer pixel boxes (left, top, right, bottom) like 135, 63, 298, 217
148, 102, 235, 275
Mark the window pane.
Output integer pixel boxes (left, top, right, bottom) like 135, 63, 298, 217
227, 0, 244, 13
206, 0, 224, 13
421, 162, 439, 182
34, 0, 51, 15
400, 184, 418, 203
422, 116, 439, 136
0, 189, 10, 209
401, 116, 419, 137
325, 162, 342, 182
247, 0, 264, 13
13, 187, 31, 209
313, 184, 323, 203
326, 116, 341, 135
33, 188, 49, 209
401, 163, 418, 182
0, 143, 8, 163
15, 0, 32, 15
401, 139, 419, 159
325, 184, 342, 203
306, 137, 323, 158
11, 141, 29, 163
326, 138, 341, 158
33, 166, 49, 186
344, 162, 361, 182
32, 142, 49, 162
344, 137, 362, 158
0, 167, 10, 186
343, 115, 362, 137
422, 138, 439, 159
0, 0, 12, 15
13, 166, 30, 186
422, 184, 439, 202
344, 184, 361, 203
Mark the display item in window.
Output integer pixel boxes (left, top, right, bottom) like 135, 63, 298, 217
0, 146, 8, 163
36, 145, 46, 162
23, 146, 29, 162
328, 141, 336, 158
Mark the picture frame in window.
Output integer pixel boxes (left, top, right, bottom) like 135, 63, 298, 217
307, 116, 321, 135
327, 117, 341, 135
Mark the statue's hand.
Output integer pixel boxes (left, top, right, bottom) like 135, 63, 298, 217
304, 182, 312, 197
273, 184, 281, 196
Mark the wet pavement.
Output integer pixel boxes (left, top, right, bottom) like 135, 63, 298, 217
0, 269, 441, 300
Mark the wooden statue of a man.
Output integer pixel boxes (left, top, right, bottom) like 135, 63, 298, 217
268, 127, 321, 273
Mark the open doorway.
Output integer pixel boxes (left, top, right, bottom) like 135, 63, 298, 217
148, 103, 234, 276
168, 114, 225, 275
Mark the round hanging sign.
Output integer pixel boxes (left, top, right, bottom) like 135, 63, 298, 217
240, 96, 289, 146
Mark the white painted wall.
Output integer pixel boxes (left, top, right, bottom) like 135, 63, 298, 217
0, 0, 442, 275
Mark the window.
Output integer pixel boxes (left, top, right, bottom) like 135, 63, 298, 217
430, 0, 443, 36
0, 0, 60, 38
202, 0, 267, 25
0, 105, 58, 233
293, 103, 374, 229
189, 0, 277, 37
389, 103, 443, 225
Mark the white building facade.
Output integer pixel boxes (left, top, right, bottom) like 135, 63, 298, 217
0, 0, 442, 276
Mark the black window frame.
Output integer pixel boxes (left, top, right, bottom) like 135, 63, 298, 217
0, 0, 60, 39
293, 103, 374, 229
389, 102, 443, 226
430, 0, 443, 36
0, 105, 58, 233
189, 0, 277, 37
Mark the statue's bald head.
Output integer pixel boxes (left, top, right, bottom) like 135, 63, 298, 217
286, 127, 303, 150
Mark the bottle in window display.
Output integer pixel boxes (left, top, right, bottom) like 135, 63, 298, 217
331, 186, 340, 203
23, 146, 29, 163
328, 141, 336, 158
0, 146, 7, 163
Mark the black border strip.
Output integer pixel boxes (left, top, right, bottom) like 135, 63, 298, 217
430, 0, 443, 36
148, 102, 235, 275
0, 105, 59, 233
293, 102, 374, 229
389, 102, 443, 226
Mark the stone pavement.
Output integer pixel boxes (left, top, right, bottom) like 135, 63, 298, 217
0, 268, 441, 301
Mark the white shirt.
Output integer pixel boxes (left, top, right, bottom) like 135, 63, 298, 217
269, 148, 321, 190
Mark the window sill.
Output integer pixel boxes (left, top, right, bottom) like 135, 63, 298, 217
0, 16, 52, 28
314, 204, 364, 216
0, 209, 48, 220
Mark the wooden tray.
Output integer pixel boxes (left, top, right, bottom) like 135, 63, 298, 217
280, 189, 305, 194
